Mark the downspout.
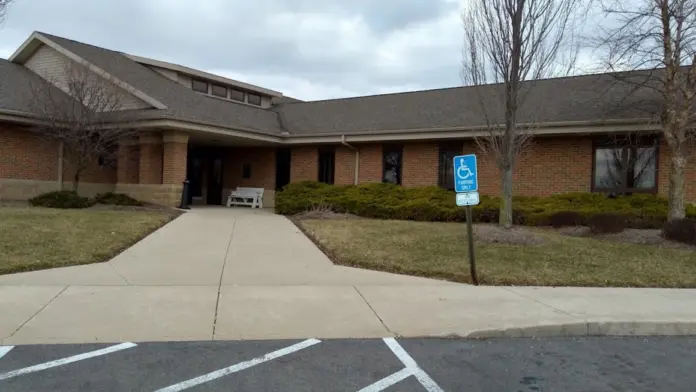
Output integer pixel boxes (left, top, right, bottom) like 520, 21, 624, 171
341, 135, 359, 185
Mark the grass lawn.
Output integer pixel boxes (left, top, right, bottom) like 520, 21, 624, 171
0, 207, 176, 275
299, 219, 696, 287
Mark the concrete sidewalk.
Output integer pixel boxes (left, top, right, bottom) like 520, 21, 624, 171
1, 207, 695, 344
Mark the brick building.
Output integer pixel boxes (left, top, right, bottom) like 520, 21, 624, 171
1, 31, 694, 207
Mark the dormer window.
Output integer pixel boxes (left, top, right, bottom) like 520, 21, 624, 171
211, 84, 227, 98
191, 77, 265, 107
192, 79, 208, 93
247, 93, 262, 106
230, 89, 245, 102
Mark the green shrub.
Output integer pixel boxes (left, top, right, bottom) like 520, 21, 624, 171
663, 218, 696, 245
587, 213, 626, 234
548, 211, 584, 228
275, 181, 696, 229
94, 192, 143, 206
28, 191, 95, 209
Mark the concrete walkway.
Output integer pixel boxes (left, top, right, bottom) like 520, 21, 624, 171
1, 207, 695, 345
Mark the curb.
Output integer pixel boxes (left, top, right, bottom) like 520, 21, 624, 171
462, 321, 696, 338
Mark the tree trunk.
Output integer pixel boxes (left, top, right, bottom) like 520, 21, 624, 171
499, 165, 513, 228
668, 150, 687, 220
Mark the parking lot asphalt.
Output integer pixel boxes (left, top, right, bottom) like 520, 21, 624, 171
0, 336, 694, 391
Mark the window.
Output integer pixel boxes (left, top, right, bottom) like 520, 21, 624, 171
318, 147, 335, 184
192, 79, 208, 93
438, 143, 462, 190
593, 139, 658, 194
247, 93, 262, 106
242, 163, 252, 179
230, 89, 245, 102
382, 145, 403, 185
211, 84, 227, 98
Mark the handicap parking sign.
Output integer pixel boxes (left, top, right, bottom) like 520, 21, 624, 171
453, 154, 478, 193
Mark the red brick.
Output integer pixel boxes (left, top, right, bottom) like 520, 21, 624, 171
290, 146, 318, 182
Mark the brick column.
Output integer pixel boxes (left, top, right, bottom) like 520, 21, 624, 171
117, 137, 139, 184
402, 142, 438, 187
162, 130, 189, 185
290, 147, 319, 182
138, 132, 162, 184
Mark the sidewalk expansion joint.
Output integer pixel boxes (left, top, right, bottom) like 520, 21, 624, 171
107, 262, 131, 285
353, 285, 396, 337
7, 286, 68, 339
212, 220, 236, 340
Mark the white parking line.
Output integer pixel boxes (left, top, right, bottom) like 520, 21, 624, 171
0, 346, 13, 360
357, 338, 444, 392
154, 338, 322, 392
357, 368, 412, 392
0, 342, 137, 381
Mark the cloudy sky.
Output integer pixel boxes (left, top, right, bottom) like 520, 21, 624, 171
0, 0, 596, 101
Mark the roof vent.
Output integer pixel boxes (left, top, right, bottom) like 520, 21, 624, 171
281, 131, 290, 136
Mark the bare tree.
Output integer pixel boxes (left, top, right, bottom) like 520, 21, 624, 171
0, 0, 13, 23
597, 0, 696, 220
461, 0, 585, 228
29, 62, 134, 192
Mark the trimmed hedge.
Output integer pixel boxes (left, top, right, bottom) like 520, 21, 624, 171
276, 181, 696, 229
587, 213, 626, 234
663, 218, 696, 245
94, 192, 143, 206
29, 191, 95, 209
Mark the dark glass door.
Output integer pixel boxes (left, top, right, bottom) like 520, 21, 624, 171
206, 155, 223, 205
276, 148, 291, 191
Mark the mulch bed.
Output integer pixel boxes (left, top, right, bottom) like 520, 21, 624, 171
473, 224, 547, 245
555, 226, 696, 250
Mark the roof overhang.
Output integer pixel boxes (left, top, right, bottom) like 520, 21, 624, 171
281, 119, 662, 144
125, 54, 283, 97
9, 32, 169, 110
0, 107, 660, 145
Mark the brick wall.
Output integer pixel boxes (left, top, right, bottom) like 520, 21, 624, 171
0, 125, 58, 181
62, 155, 117, 185
658, 138, 696, 202
358, 144, 383, 183
513, 136, 592, 196
335, 146, 356, 185
117, 144, 139, 184
139, 141, 163, 184
402, 142, 439, 187
290, 146, 318, 182
162, 141, 188, 185
223, 147, 276, 189
464, 136, 593, 197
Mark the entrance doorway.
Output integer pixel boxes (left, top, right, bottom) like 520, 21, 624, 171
187, 146, 225, 205
276, 147, 291, 191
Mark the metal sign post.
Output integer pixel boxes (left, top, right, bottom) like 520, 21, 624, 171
464, 205, 478, 285
453, 154, 480, 285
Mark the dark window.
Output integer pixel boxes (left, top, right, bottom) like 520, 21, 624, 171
192, 79, 208, 93
593, 139, 658, 194
247, 93, 262, 106
211, 84, 227, 98
318, 147, 335, 184
242, 163, 252, 179
438, 143, 462, 190
382, 144, 403, 185
230, 89, 245, 102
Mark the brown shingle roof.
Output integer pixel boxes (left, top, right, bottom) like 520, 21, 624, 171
1, 31, 664, 138
0, 58, 75, 117
273, 71, 662, 136
37, 32, 284, 135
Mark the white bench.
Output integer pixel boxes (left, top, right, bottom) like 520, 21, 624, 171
226, 187, 264, 208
